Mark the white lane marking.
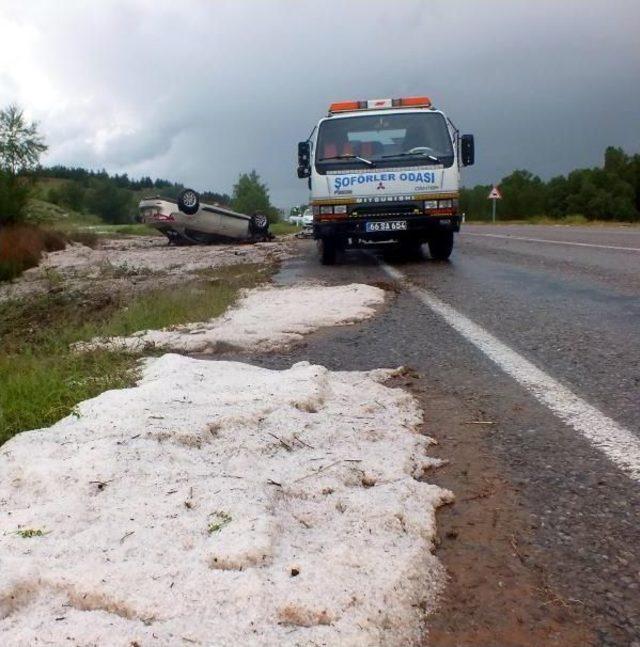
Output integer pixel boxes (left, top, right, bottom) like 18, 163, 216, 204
381, 263, 640, 482
464, 232, 640, 252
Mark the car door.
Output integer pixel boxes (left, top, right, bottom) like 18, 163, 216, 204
218, 211, 250, 240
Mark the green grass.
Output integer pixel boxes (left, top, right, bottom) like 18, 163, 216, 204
467, 214, 640, 227
86, 266, 265, 338
25, 198, 102, 228
25, 198, 158, 239
0, 262, 273, 445
270, 221, 301, 236
0, 350, 138, 444
207, 511, 232, 534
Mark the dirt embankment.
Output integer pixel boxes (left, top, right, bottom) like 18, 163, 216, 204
0, 236, 291, 304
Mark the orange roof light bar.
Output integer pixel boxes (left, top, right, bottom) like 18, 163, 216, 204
396, 96, 432, 107
329, 101, 365, 113
329, 96, 432, 114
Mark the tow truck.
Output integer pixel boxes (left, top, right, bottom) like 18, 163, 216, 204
296, 96, 474, 264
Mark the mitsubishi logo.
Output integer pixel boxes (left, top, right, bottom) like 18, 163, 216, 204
376, 181, 385, 190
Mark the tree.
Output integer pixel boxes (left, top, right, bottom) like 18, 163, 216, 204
201, 190, 231, 206
499, 170, 546, 219
0, 104, 47, 226
231, 170, 278, 222
87, 181, 133, 224
0, 104, 47, 174
545, 175, 569, 218
604, 146, 628, 176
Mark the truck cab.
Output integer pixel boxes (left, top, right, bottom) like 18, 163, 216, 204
297, 96, 474, 264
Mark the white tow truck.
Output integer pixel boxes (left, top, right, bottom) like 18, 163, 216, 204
296, 96, 474, 264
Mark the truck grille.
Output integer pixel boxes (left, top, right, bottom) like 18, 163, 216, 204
350, 202, 420, 218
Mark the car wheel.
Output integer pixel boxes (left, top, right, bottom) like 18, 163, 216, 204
428, 231, 454, 260
249, 212, 269, 235
177, 188, 200, 215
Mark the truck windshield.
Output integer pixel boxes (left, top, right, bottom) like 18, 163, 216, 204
315, 112, 454, 171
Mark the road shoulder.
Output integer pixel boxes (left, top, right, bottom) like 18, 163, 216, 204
388, 372, 596, 646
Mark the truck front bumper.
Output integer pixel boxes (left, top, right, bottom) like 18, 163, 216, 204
313, 214, 460, 245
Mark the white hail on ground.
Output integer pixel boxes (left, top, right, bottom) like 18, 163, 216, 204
81, 283, 386, 353
0, 354, 452, 646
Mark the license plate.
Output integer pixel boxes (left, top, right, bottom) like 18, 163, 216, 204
365, 220, 407, 233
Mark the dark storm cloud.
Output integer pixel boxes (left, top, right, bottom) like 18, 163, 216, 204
1, 0, 638, 207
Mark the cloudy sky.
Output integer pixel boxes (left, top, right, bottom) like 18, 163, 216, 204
1, 0, 639, 207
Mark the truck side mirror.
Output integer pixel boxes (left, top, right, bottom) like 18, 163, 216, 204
297, 141, 311, 178
461, 134, 475, 166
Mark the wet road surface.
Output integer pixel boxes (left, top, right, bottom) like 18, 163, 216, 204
230, 225, 640, 645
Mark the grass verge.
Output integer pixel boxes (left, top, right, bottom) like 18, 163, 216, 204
0, 262, 273, 445
466, 215, 640, 227
0, 351, 137, 445
270, 221, 301, 236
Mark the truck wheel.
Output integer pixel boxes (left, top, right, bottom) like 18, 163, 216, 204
319, 237, 337, 265
177, 188, 200, 215
428, 231, 454, 260
249, 212, 269, 236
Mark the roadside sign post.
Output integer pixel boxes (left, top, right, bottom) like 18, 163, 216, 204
487, 186, 502, 222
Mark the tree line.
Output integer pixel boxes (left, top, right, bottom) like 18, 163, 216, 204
32, 166, 280, 224
461, 147, 640, 222
28, 165, 233, 225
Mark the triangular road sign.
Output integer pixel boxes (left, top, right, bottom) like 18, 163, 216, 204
488, 186, 502, 200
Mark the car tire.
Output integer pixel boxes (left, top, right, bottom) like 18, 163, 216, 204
428, 231, 454, 260
319, 237, 337, 265
177, 188, 200, 215
249, 212, 269, 236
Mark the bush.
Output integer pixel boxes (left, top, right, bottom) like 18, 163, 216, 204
0, 225, 67, 282
0, 171, 30, 226
47, 186, 62, 205
50, 181, 85, 211
0, 226, 44, 281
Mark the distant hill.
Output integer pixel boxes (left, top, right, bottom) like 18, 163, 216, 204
22, 166, 231, 226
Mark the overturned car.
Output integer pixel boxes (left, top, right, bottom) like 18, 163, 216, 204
138, 189, 270, 245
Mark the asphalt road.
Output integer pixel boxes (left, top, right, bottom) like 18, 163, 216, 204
231, 224, 640, 645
